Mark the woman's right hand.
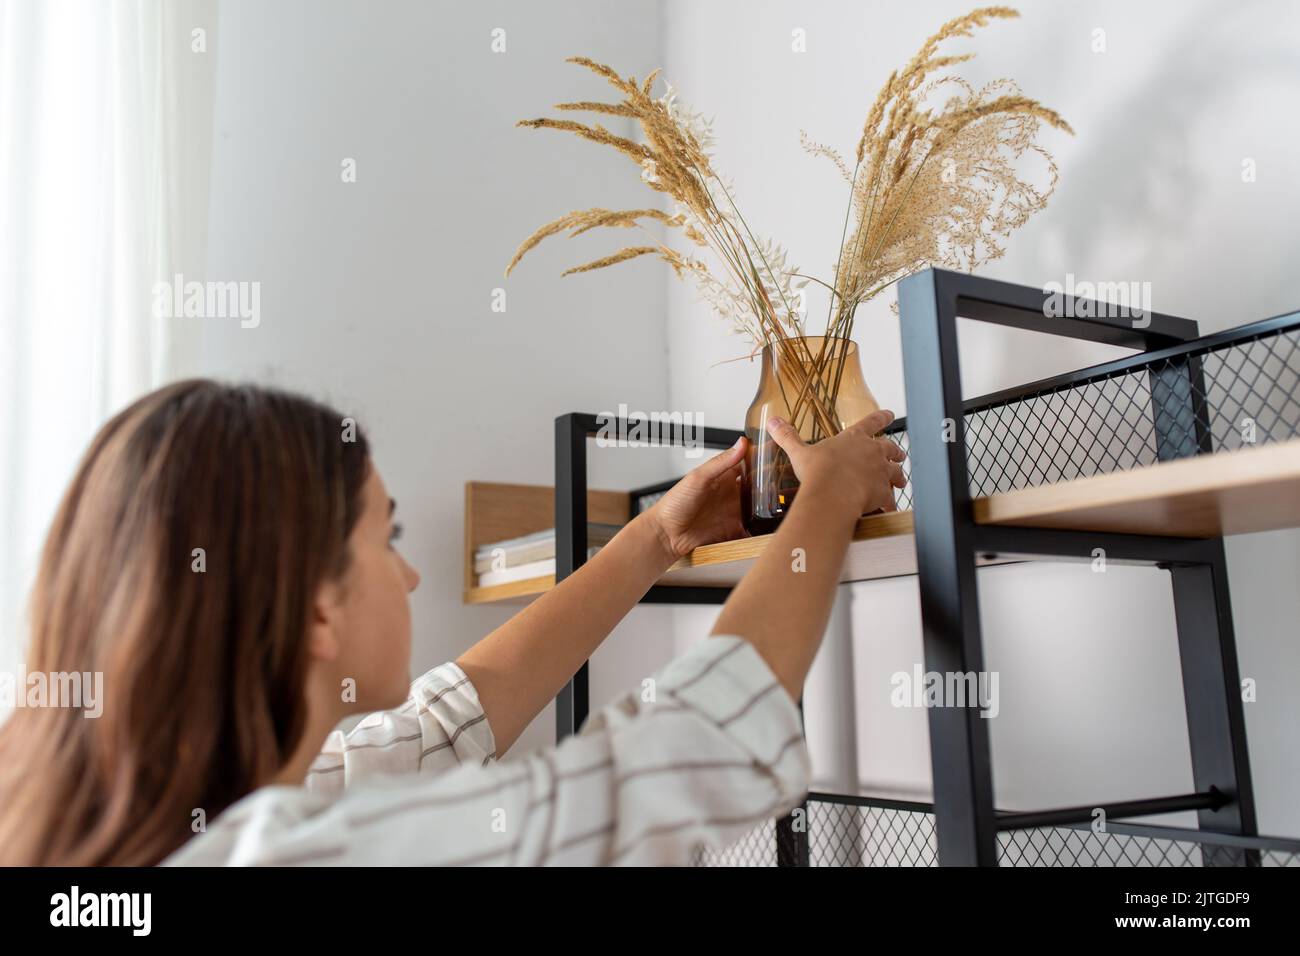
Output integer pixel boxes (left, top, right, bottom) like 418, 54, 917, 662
764, 409, 908, 518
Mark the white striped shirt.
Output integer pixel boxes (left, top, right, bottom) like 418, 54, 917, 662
163, 634, 810, 866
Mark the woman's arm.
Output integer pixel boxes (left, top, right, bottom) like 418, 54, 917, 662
306, 413, 900, 786
307, 511, 678, 794
711, 410, 907, 701
455, 513, 673, 756
167, 634, 809, 867
303, 438, 750, 788
710, 475, 861, 703
457, 438, 749, 756
178, 416, 903, 865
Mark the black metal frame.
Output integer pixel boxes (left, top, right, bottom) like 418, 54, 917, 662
553, 413, 817, 866
549, 267, 1299, 866
553, 415, 743, 740
896, 268, 1258, 865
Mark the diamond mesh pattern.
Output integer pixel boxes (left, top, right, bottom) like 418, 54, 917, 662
882, 324, 1300, 512
999, 826, 1204, 866
998, 826, 1299, 867
807, 800, 939, 866
693, 797, 1300, 867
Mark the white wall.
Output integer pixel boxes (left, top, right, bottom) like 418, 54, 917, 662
662, 0, 1300, 835
199, 0, 679, 756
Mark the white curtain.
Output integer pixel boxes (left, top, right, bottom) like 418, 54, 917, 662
0, 0, 217, 687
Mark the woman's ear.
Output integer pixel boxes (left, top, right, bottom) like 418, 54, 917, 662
308, 578, 345, 663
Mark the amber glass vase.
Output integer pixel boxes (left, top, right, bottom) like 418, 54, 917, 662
739, 335, 879, 535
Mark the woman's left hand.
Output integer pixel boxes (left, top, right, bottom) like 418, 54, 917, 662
642, 436, 751, 562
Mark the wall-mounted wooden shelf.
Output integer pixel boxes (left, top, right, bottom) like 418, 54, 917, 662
463, 438, 1300, 605
463, 481, 628, 605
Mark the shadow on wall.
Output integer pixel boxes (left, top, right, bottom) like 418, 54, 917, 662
1040, 2, 1300, 330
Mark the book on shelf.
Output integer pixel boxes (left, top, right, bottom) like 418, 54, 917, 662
475, 546, 605, 587
473, 522, 622, 575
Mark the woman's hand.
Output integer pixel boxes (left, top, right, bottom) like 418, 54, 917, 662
710, 408, 908, 704
464, 439, 751, 755
642, 436, 751, 562
765, 409, 907, 519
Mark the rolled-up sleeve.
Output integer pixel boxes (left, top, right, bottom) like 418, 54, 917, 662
168, 635, 810, 867
304, 661, 497, 798
565, 633, 810, 863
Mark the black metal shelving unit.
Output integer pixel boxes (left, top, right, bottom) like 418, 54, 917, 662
551, 268, 1300, 866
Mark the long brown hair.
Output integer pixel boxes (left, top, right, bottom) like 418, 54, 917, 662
0, 380, 371, 865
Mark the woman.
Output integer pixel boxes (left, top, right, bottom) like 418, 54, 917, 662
0, 379, 906, 865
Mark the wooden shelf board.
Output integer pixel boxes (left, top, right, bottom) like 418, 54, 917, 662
464, 575, 553, 606
463, 439, 1300, 604
665, 510, 914, 586
973, 438, 1300, 538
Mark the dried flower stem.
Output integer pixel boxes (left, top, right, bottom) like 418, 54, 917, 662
507, 8, 1072, 440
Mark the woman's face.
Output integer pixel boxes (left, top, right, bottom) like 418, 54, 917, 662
321, 464, 421, 711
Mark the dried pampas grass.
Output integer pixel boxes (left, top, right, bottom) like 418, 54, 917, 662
505, 56, 808, 347
812, 5, 1072, 335
506, 8, 1071, 438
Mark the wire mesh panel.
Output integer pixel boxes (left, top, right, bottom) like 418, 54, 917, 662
692, 801, 938, 867
1258, 848, 1300, 866
807, 799, 939, 866
998, 826, 1300, 867
999, 827, 1207, 866
693, 797, 1300, 867
882, 320, 1300, 512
